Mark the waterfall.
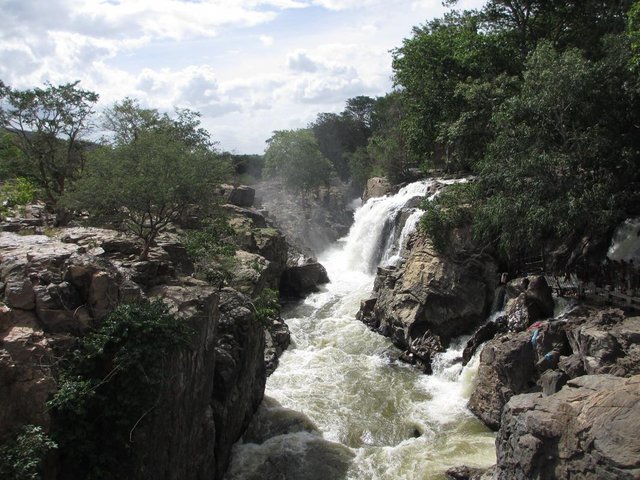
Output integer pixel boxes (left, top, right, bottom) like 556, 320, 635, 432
225, 179, 495, 480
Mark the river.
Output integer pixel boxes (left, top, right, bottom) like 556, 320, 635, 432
226, 180, 496, 480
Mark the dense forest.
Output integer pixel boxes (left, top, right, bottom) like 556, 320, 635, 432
265, 0, 640, 269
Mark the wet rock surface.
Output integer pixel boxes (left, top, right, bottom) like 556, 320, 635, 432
280, 260, 330, 298
358, 233, 497, 371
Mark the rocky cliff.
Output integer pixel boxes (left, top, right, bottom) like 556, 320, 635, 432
0, 184, 329, 479
0, 228, 265, 479
462, 290, 640, 478
357, 232, 497, 372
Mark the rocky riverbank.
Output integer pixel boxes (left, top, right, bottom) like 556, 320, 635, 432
356, 177, 640, 480
0, 184, 329, 479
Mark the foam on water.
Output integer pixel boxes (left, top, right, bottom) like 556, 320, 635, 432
226, 179, 495, 480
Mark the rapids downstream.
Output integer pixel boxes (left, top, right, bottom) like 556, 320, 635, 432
226, 181, 496, 480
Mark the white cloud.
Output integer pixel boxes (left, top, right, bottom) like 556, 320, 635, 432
287, 51, 320, 73
260, 35, 275, 47
0, 0, 488, 153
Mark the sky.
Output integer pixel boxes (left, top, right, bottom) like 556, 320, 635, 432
0, 0, 485, 154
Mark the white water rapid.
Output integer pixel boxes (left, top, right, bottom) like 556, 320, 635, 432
226, 180, 495, 480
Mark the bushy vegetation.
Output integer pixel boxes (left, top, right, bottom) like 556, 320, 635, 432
252, 288, 281, 325
414, 0, 640, 262
182, 217, 237, 285
0, 177, 38, 218
0, 81, 98, 217
0, 425, 56, 480
263, 129, 336, 192
64, 100, 232, 259
47, 300, 192, 480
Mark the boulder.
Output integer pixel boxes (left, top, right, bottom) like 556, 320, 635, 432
356, 297, 377, 328
4, 276, 36, 310
280, 261, 329, 298
223, 204, 268, 228
462, 317, 505, 366
445, 465, 494, 480
564, 308, 640, 377
496, 375, 640, 480
467, 331, 537, 430
363, 177, 392, 202
504, 276, 554, 332
362, 234, 497, 363
228, 186, 256, 208
59, 227, 142, 255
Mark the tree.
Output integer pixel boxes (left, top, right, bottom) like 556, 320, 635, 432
263, 129, 335, 193
65, 106, 231, 259
0, 81, 98, 212
392, 11, 518, 172
630, 0, 640, 69
101, 97, 159, 146
473, 41, 640, 256
310, 112, 369, 180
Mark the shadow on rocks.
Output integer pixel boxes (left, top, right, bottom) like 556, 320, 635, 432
224, 396, 354, 480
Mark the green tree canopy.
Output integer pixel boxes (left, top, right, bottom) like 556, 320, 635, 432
392, 11, 518, 172
263, 129, 335, 192
65, 105, 231, 259
0, 80, 98, 210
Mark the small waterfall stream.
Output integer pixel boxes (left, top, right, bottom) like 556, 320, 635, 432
226, 180, 495, 480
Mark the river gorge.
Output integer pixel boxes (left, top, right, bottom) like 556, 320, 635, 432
226, 181, 496, 479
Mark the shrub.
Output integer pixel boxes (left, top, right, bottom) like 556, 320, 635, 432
47, 300, 192, 479
252, 288, 281, 325
0, 425, 56, 480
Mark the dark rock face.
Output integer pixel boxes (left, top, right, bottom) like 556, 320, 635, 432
226, 185, 256, 208
467, 331, 538, 430
280, 261, 330, 298
496, 375, 640, 480
358, 233, 497, 369
445, 465, 494, 480
211, 288, 267, 478
264, 316, 291, 375
505, 276, 554, 332
132, 285, 220, 480
0, 229, 270, 479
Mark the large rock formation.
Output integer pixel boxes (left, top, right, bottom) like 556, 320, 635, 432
280, 259, 329, 298
363, 177, 392, 202
496, 374, 640, 480
0, 226, 270, 479
467, 330, 538, 430
358, 233, 497, 372
468, 305, 640, 431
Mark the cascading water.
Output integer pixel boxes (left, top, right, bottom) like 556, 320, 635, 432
225, 180, 495, 480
